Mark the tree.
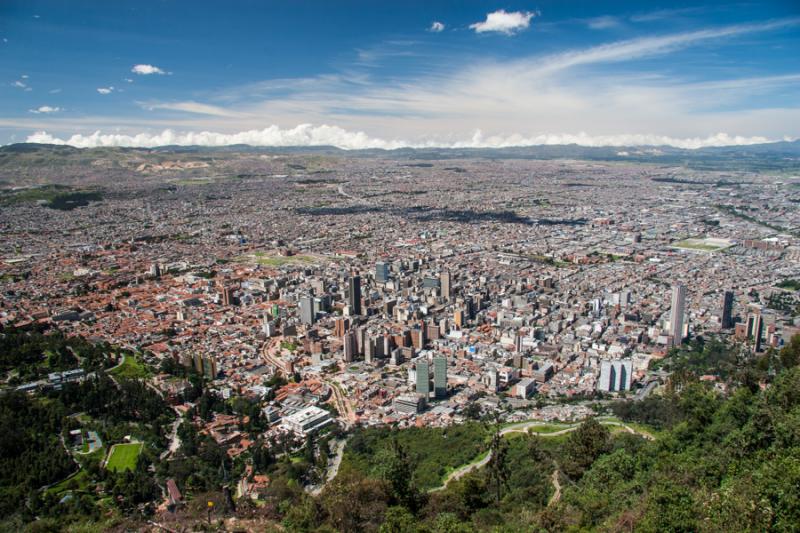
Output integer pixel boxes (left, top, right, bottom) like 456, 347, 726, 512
384, 437, 423, 513
561, 418, 610, 480
779, 334, 800, 369
379, 506, 417, 533
320, 468, 389, 533
461, 402, 482, 420
485, 423, 509, 502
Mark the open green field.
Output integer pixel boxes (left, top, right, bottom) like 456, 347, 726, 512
105, 442, 143, 472
502, 421, 573, 433
242, 251, 318, 267
46, 470, 89, 497
671, 238, 729, 251
108, 354, 151, 380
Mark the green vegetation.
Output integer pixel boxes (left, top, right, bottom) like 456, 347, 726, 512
0, 325, 112, 382
0, 326, 173, 530
244, 251, 318, 267
108, 354, 151, 380
531, 423, 577, 433
5, 321, 800, 531
671, 238, 725, 251
245, 336, 800, 532
777, 278, 800, 291
105, 443, 143, 472
0, 185, 102, 210
650, 337, 750, 385
281, 340, 299, 352
343, 422, 490, 490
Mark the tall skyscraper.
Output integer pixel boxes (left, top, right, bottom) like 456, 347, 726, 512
433, 356, 447, 398
747, 307, 764, 352
221, 286, 234, 306
343, 330, 358, 362
348, 274, 362, 315
597, 360, 632, 392
375, 262, 390, 283
721, 291, 734, 329
299, 295, 315, 325
416, 360, 430, 397
620, 289, 631, 309
669, 283, 687, 346
440, 271, 451, 301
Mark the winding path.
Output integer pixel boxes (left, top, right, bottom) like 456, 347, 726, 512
548, 469, 561, 506
309, 438, 348, 496
428, 419, 653, 493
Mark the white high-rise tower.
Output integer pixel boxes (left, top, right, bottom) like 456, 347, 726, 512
669, 283, 687, 346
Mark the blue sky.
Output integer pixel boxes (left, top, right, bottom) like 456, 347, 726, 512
1, 0, 799, 148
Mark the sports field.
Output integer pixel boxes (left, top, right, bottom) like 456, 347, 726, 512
105, 442, 143, 472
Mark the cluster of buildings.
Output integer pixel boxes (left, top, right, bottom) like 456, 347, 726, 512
1, 154, 799, 438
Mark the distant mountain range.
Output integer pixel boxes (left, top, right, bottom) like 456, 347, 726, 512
2, 139, 799, 172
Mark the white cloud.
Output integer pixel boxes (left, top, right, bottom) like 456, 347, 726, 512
13, 19, 800, 151
97, 87, 114, 94
49, 88, 62, 94
29, 106, 61, 114
131, 64, 166, 75
23, 125, 785, 150
21, 74, 29, 79
532, 18, 800, 76
124, 78, 134, 83
13, 80, 27, 88
470, 10, 536, 35
141, 101, 242, 117
587, 16, 621, 30
430, 21, 445, 32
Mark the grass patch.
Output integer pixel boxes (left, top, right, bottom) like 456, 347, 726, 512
526, 423, 575, 434
671, 239, 727, 252
105, 442, 143, 472
46, 470, 89, 496
108, 354, 151, 380
244, 252, 318, 267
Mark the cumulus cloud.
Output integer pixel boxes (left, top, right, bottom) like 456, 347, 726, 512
29, 106, 61, 114
97, 87, 114, 94
13, 80, 27, 88
24, 125, 783, 150
131, 64, 166, 75
470, 10, 536, 35
430, 21, 445, 32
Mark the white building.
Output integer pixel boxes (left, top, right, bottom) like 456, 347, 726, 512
280, 406, 332, 435
669, 283, 687, 346
598, 360, 633, 392
515, 378, 536, 398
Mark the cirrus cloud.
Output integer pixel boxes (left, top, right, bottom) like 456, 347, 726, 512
470, 9, 536, 35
